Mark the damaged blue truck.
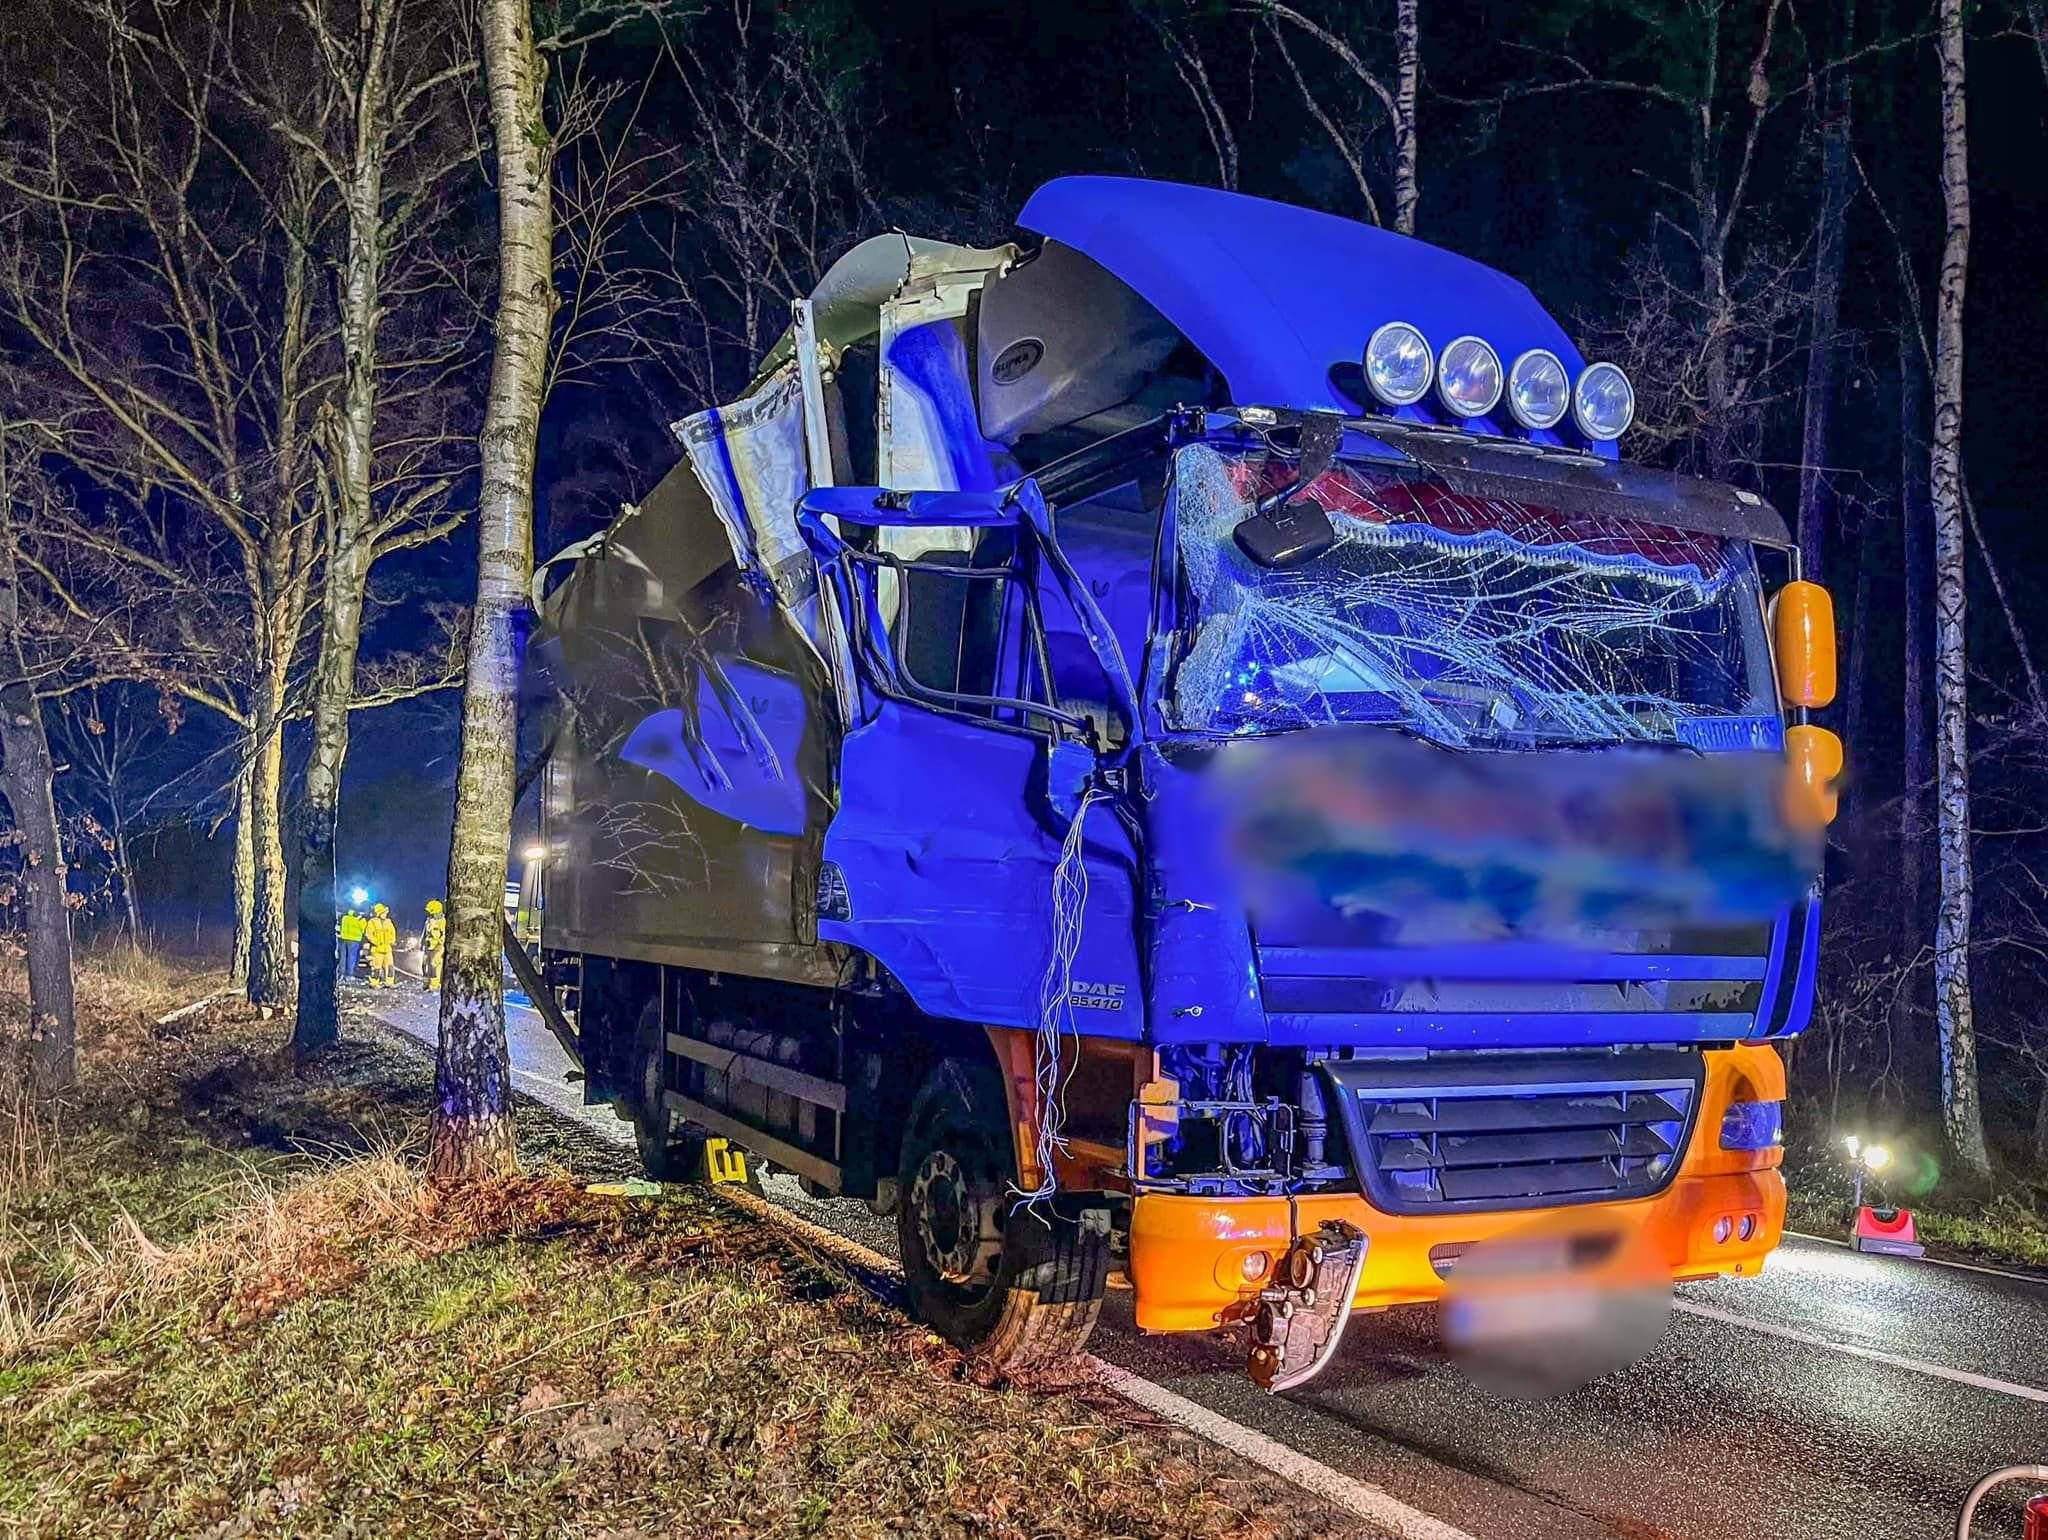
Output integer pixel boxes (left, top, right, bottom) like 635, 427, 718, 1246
528, 178, 1838, 1391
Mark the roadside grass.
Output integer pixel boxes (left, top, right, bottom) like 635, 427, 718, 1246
0, 983, 1356, 1540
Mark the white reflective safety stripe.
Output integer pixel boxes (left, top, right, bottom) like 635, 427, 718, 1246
1085, 1359, 1478, 1540
1674, 1299, 2048, 1405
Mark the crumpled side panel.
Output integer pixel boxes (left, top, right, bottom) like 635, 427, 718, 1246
817, 699, 1142, 1036
675, 366, 812, 595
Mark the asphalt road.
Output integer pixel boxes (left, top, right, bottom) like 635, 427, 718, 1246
361, 986, 2048, 1540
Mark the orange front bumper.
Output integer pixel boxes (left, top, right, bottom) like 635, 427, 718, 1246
1127, 1042, 1788, 1334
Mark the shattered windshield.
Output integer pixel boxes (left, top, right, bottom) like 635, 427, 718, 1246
1164, 442, 1779, 750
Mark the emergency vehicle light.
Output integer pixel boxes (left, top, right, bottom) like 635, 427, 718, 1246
1436, 336, 1503, 419
1362, 321, 1433, 407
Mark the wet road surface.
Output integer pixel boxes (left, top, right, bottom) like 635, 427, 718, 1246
361, 988, 2048, 1540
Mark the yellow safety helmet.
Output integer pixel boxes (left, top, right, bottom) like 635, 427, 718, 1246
372, 903, 389, 916
426, 899, 444, 915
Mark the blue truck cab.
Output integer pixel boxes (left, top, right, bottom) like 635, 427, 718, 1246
531, 178, 1837, 1390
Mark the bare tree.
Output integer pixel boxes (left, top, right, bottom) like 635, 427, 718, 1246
1929, 0, 1989, 1180
1795, 0, 1856, 575
1252, 1, 1421, 232
640, 1, 879, 407
50, 686, 151, 939
1148, 5, 1241, 191
0, 0, 334, 1009
1510, 0, 1806, 478
227, 0, 479, 1055
431, 0, 554, 1182
0, 422, 75, 1087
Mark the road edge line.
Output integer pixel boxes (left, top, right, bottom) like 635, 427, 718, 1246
1785, 1230, 2048, 1289
1674, 1298, 2048, 1404
1084, 1357, 1479, 1540
709, 1187, 1476, 1539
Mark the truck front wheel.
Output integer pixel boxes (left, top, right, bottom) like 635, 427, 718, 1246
897, 1058, 1107, 1370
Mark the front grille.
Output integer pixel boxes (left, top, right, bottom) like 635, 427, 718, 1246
1323, 1051, 1701, 1214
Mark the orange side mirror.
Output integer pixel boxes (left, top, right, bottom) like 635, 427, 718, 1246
1771, 581, 1837, 709
1785, 723, 1843, 828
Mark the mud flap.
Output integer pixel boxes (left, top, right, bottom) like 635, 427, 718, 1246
1246, 1220, 1369, 1394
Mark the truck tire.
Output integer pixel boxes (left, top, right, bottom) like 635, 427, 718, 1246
630, 999, 697, 1182
897, 1057, 1107, 1371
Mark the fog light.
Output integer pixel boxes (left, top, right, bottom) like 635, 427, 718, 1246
1573, 361, 1636, 440
1713, 1216, 1734, 1244
1436, 336, 1504, 418
1506, 348, 1570, 429
1738, 1214, 1758, 1242
1241, 1250, 1271, 1283
1363, 321, 1434, 407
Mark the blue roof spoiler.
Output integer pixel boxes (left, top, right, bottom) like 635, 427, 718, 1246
1018, 176, 1607, 456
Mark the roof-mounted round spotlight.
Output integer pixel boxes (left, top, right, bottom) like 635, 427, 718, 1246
1436, 336, 1504, 419
1506, 349, 1571, 430
1573, 361, 1636, 441
1362, 321, 1433, 407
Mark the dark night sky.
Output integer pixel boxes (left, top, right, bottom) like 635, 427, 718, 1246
130, 0, 2048, 943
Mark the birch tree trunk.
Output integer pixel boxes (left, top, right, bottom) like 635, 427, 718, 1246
232, 766, 254, 989
0, 434, 74, 1088
1930, 0, 1991, 1181
294, 2, 395, 1058
431, 0, 554, 1181
1896, 329, 1933, 1099
1392, 0, 1420, 235
245, 691, 293, 1010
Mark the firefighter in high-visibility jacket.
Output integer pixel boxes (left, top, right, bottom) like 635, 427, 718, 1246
421, 900, 446, 991
363, 903, 398, 989
337, 907, 367, 982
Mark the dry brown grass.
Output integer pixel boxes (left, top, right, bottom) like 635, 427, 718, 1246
0, 974, 1363, 1538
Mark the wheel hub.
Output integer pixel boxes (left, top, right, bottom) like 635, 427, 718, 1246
910, 1148, 1003, 1285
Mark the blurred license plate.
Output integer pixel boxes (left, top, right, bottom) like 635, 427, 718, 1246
1447, 1288, 1603, 1344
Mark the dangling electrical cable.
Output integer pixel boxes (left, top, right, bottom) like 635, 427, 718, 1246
1011, 785, 1108, 1218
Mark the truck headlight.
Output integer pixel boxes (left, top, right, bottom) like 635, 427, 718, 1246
1573, 362, 1636, 440
1363, 321, 1433, 406
1719, 1100, 1783, 1151
1506, 349, 1570, 429
1436, 336, 1503, 418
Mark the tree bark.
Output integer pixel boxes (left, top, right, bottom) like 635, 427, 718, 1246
1896, 328, 1933, 1101
0, 434, 75, 1088
1796, 5, 1854, 577
1840, 509, 1873, 810
295, 0, 396, 1059
114, 812, 141, 940
244, 694, 292, 1010
1930, 0, 1991, 1182
232, 765, 254, 990
2034, 1077, 2048, 1174
1392, 0, 1420, 235
431, 0, 554, 1182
